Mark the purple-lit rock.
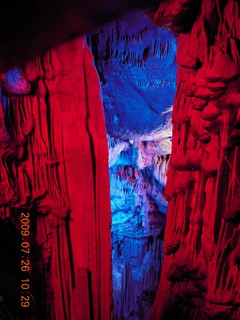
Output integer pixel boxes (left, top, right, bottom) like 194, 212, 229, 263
88, 10, 177, 140
109, 136, 170, 319
87, 10, 176, 319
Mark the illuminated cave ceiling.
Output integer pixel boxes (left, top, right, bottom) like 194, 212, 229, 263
88, 10, 177, 141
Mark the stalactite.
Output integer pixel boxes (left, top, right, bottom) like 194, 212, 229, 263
87, 10, 177, 141
109, 138, 169, 319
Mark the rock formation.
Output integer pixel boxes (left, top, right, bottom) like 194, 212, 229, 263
87, 10, 177, 140
0, 0, 239, 319
88, 14, 176, 318
109, 138, 170, 319
148, 0, 240, 319
0, 37, 112, 320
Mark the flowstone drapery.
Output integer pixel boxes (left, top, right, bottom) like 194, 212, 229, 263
0, 37, 112, 320
148, 1, 240, 319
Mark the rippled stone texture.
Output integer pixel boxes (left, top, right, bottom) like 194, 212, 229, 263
0, 37, 112, 320
149, 0, 240, 319
0, 0, 239, 319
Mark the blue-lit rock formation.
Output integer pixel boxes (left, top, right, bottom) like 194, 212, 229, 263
88, 10, 177, 320
109, 138, 170, 319
88, 10, 177, 140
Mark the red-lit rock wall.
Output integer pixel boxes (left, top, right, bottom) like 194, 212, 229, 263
0, 0, 239, 318
0, 37, 112, 320
149, 0, 240, 319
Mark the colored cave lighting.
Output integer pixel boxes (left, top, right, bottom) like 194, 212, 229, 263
89, 9, 177, 141
88, 10, 177, 319
0, 68, 31, 95
109, 139, 169, 319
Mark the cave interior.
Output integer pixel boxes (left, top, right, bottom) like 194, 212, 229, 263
0, 0, 239, 320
